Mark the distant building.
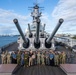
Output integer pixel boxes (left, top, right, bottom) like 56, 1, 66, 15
55, 36, 76, 47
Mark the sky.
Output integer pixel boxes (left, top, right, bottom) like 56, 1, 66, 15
0, 0, 76, 35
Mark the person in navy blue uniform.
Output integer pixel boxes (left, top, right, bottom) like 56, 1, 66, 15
49, 51, 54, 66
11, 51, 17, 64
21, 52, 25, 66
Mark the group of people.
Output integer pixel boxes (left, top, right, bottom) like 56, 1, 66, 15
0, 50, 71, 67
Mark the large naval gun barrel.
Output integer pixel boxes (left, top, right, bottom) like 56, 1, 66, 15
34, 19, 40, 49
13, 19, 29, 48
42, 24, 45, 34
45, 18, 64, 48
40, 24, 46, 38
28, 24, 33, 38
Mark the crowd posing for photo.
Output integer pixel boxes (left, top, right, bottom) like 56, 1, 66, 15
0, 50, 72, 67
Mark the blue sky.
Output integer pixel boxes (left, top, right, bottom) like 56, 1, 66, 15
0, 0, 76, 35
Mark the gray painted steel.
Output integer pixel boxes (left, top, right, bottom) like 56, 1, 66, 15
46, 18, 64, 44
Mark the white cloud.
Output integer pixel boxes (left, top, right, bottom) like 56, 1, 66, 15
0, 8, 31, 24
2, 0, 76, 35
0, 8, 31, 35
0, 7, 57, 35
52, 0, 76, 34
41, 13, 54, 32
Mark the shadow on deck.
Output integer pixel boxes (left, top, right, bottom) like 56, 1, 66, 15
15, 65, 66, 75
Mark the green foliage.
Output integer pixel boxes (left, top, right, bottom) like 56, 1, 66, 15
72, 35, 76, 39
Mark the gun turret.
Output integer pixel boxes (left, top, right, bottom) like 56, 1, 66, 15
28, 24, 33, 38
13, 19, 29, 48
34, 19, 40, 49
45, 18, 64, 48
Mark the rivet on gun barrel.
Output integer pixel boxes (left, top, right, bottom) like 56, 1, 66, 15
13, 19, 29, 48
45, 18, 64, 48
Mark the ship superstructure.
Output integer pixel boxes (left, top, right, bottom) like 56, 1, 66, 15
13, 4, 64, 51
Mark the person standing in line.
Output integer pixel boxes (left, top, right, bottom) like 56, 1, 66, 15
17, 51, 21, 65
1, 51, 6, 64
7, 52, 11, 64
49, 51, 54, 66
54, 52, 59, 66
32, 52, 36, 66
35, 51, 37, 65
37, 51, 41, 65
41, 52, 45, 65
66, 52, 71, 63
59, 52, 63, 64
29, 50, 33, 66
12, 51, 17, 64
45, 51, 50, 65
24, 51, 29, 67
21, 52, 25, 66
5, 50, 8, 64
11, 51, 14, 63
62, 51, 66, 64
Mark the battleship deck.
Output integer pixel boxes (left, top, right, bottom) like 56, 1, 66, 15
60, 64, 76, 75
1, 42, 76, 75
15, 65, 66, 75
0, 64, 17, 75
2, 42, 18, 52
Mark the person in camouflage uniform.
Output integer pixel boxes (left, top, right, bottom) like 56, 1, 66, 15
45, 51, 50, 65
59, 52, 63, 64
41, 53, 45, 65
24, 51, 29, 67
1, 51, 6, 64
7, 52, 11, 64
54, 52, 59, 66
62, 51, 66, 64
5, 50, 8, 64
17, 51, 21, 65
29, 50, 33, 66
37, 51, 41, 65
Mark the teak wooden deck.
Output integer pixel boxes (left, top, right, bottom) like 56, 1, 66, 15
60, 64, 76, 75
15, 65, 66, 75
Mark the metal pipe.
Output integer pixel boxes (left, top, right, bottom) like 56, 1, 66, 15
35, 19, 40, 44
28, 24, 31, 35
46, 18, 64, 44
42, 24, 45, 34
13, 19, 28, 43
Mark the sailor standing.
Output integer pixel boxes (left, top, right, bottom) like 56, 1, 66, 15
66, 52, 71, 63
54, 52, 59, 66
37, 51, 41, 65
1, 51, 6, 64
21, 52, 25, 66
5, 50, 8, 64
49, 51, 54, 66
29, 50, 33, 66
7, 52, 11, 64
41, 53, 45, 65
62, 51, 66, 64
59, 52, 62, 64
24, 51, 29, 67
12, 52, 17, 64
45, 51, 50, 65
17, 51, 21, 65
32, 52, 36, 65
